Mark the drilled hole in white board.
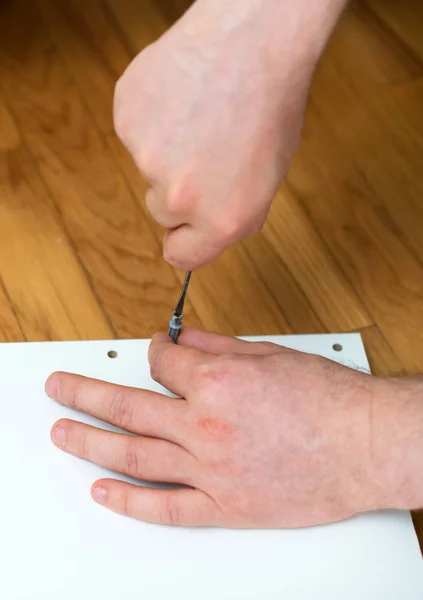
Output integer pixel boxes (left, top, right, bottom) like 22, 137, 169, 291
107, 350, 118, 359
332, 344, 343, 352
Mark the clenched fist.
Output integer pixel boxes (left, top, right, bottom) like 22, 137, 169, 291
114, 0, 340, 269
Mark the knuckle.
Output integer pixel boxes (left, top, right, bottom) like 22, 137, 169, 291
164, 182, 197, 216
162, 243, 191, 270
76, 429, 88, 459
165, 191, 186, 216
160, 494, 181, 526
124, 438, 140, 478
114, 115, 130, 147
113, 75, 124, 104
135, 145, 159, 179
191, 363, 214, 390
192, 359, 234, 391
113, 87, 127, 140
150, 347, 171, 383
67, 389, 78, 411
121, 491, 130, 517
211, 216, 242, 243
114, 113, 127, 142
109, 391, 134, 430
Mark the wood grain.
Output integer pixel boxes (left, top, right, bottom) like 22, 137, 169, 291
241, 234, 327, 334
325, 2, 422, 85
261, 186, 372, 332
0, 0, 201, 339
0, 280, 25, 342
359, 325, 405, 377
366, 0, 423, 62
0, 145, 113, 340
0, 96, 20, 151
104, 0, 170, 53
37, 0, 130, 133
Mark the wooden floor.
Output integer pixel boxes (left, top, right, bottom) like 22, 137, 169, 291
1, 0, 423, 542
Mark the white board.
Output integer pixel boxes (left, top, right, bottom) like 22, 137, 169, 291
1, 334, 422, 600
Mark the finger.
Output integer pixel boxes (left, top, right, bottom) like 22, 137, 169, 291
51, 419, 196, 485
91, 480, 222, 527
178, 328, 281, 356
145, 188, 185, 229
163, 225, 227, 270
148, 333, 207, 397
45, 373, 186, 444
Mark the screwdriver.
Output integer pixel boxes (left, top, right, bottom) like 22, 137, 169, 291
168, 271, 192, 342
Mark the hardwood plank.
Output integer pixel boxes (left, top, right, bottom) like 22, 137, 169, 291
359, 325, 405, 377
366, 0, 423, 63
310, 3, 423, 260
154, 0, 194, 24
261, 187, 372, 332
0, 146, 113, 341
107, 134, 290, 335
348, 81, 423, 266
37, 0, 195, 136
37, 0, 130, 133
289, 112, 423, 373
0, 96, 20, 151
241, 234, 326, 334
325, 2, 422, 86
311, 7, 423, 267
191, 246, 291, 336
0, 0, 201, 339
105, 0, 170, 54
0, 280, 25, 342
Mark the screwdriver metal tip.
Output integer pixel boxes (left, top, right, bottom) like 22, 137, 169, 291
168, 271, 192, 342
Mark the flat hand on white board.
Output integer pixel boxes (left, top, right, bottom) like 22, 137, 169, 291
45, 329, 422, 528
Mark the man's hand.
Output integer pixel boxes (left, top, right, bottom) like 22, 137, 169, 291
45, 329, 421, 528
114, 0, 346, 269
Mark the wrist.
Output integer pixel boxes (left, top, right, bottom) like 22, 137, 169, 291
182, 0, 348, 70
370, 377, 423, 511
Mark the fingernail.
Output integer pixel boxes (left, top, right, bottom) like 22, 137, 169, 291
92, 486, 107, 505
51, 424, 66, 447
46, 375, 60, 400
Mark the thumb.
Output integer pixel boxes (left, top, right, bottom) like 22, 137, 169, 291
163, 225, 227, 270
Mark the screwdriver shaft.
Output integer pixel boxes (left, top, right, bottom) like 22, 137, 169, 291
168, 271, 192, 342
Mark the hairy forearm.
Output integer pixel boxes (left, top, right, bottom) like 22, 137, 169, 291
178, 0, 348, 69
